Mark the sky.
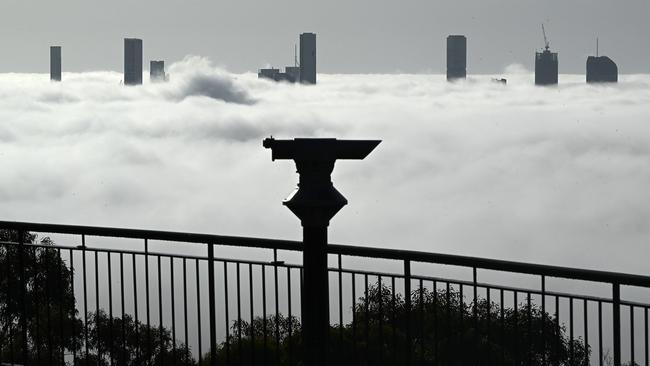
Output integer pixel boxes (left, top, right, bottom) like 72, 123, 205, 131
1, 0, 649, 74
1, 58, 649, 279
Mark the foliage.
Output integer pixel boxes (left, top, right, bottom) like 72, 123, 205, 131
1, 231, 596, 366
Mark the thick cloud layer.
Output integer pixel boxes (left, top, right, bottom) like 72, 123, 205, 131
1, 57, 649, 276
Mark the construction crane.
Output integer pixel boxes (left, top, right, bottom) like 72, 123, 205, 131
542, 24, 550, 51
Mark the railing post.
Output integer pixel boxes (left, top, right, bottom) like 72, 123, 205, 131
264, 137, 380, 366
18, 230, 29, 365
404, 259, 412, 366
208, 243, 217, 366
613, 283, 621, 366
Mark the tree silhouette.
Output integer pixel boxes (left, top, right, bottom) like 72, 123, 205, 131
2, 231, 593, 366
216, 284, 590, 366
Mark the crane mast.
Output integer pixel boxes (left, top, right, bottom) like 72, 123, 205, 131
542, 24, 550, 51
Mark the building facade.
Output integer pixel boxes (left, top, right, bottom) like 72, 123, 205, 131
446, 35, 467, 81
124, 38, 143, 85
535, 49, 558, 85
586, 56, 617, 83
300, 33, 316, 84
50, 46, 61, 82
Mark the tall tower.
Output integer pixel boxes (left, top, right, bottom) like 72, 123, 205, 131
446, 35, 467, 81
535, 25, 558, 85
299, 33, 316, 84
124, 38, 143, 85
50, 46, 62, 82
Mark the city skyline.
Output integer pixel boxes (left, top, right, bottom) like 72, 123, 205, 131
0, 0, 648, 74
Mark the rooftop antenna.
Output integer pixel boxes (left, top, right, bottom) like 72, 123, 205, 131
542, 24, 550, 51
596, 37, 599, 57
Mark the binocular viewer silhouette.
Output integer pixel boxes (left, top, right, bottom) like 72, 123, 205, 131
263, 137, 380, 226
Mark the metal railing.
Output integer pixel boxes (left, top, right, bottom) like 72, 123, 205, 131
1, 220, 649, 366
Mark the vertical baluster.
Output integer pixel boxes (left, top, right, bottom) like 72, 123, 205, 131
196, 259, 203, 365
287, 267, 293, 366
514, 291, 519, 365
541, 276, 546, 366
183, 258, 189, 365
473, 268, 478, 366
644, 308, 650, 366
433, 280, 438, 366
500, 289, 505, 366
526, 292, 533, 366
157, 255, 163, 366
273, 249, 280, 366
94, 251, 100, 364
555, 296, 560, 366
364, 274, 369, 363
82, 235, 89, 365
338, 254, 344, 356
569, 297, 574, 366
108, 251, 114, 365
70, 248, 77, 365
378, 275, 384, 362
352, 273, 357, 363
208, 244, 217, 366
632, 306, 636, 366
133, 253, 139, 362
144, 239, 151, 365
224, 261, 231, 364
419, 278, 424, 365
249, 264, 256, 366
46, 247, 53, 366
120, 253, 126, 365
262, 264, 267, 365
171, 257, 177, 366
599, 301, 603, 366
57, 248, 64, 365
236, 262, 242, 366
391, 276, 397, 365
584, 299, 589, 366
404, 260, 412, 366
613, 284, 621, 366
486, 286, 491, 364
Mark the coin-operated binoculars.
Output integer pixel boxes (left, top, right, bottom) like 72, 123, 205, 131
263, 137, 380, 366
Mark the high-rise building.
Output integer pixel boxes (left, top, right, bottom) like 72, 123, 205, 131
446, 35, 467, 81
150, 60, 167, 82
535, 26, 558, 86
124, 38, 143, 85
299, 33, 316, 84
50, 46, 61, 82
535, 49, 558, 85
586, 56, 617, 83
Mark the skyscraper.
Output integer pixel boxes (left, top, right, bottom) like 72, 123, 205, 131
535, 26, 558, 86
586, 56, 618, 83
50, 46, 61, 82
124, 38, 143, 85
299, 33, 316, 84
446, 35, 467, 81
150, 60, 167, 82
535, 49, 558, 85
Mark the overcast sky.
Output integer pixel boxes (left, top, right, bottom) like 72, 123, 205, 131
1, 0, 649, 74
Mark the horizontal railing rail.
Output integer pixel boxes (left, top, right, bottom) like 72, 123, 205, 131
1, 220, 649, 288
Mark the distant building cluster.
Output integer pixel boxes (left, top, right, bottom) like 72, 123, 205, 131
447, 26, 618, 86
258, 32, 317, 84
47, 38, 169, 84
46, 28, 619, 87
